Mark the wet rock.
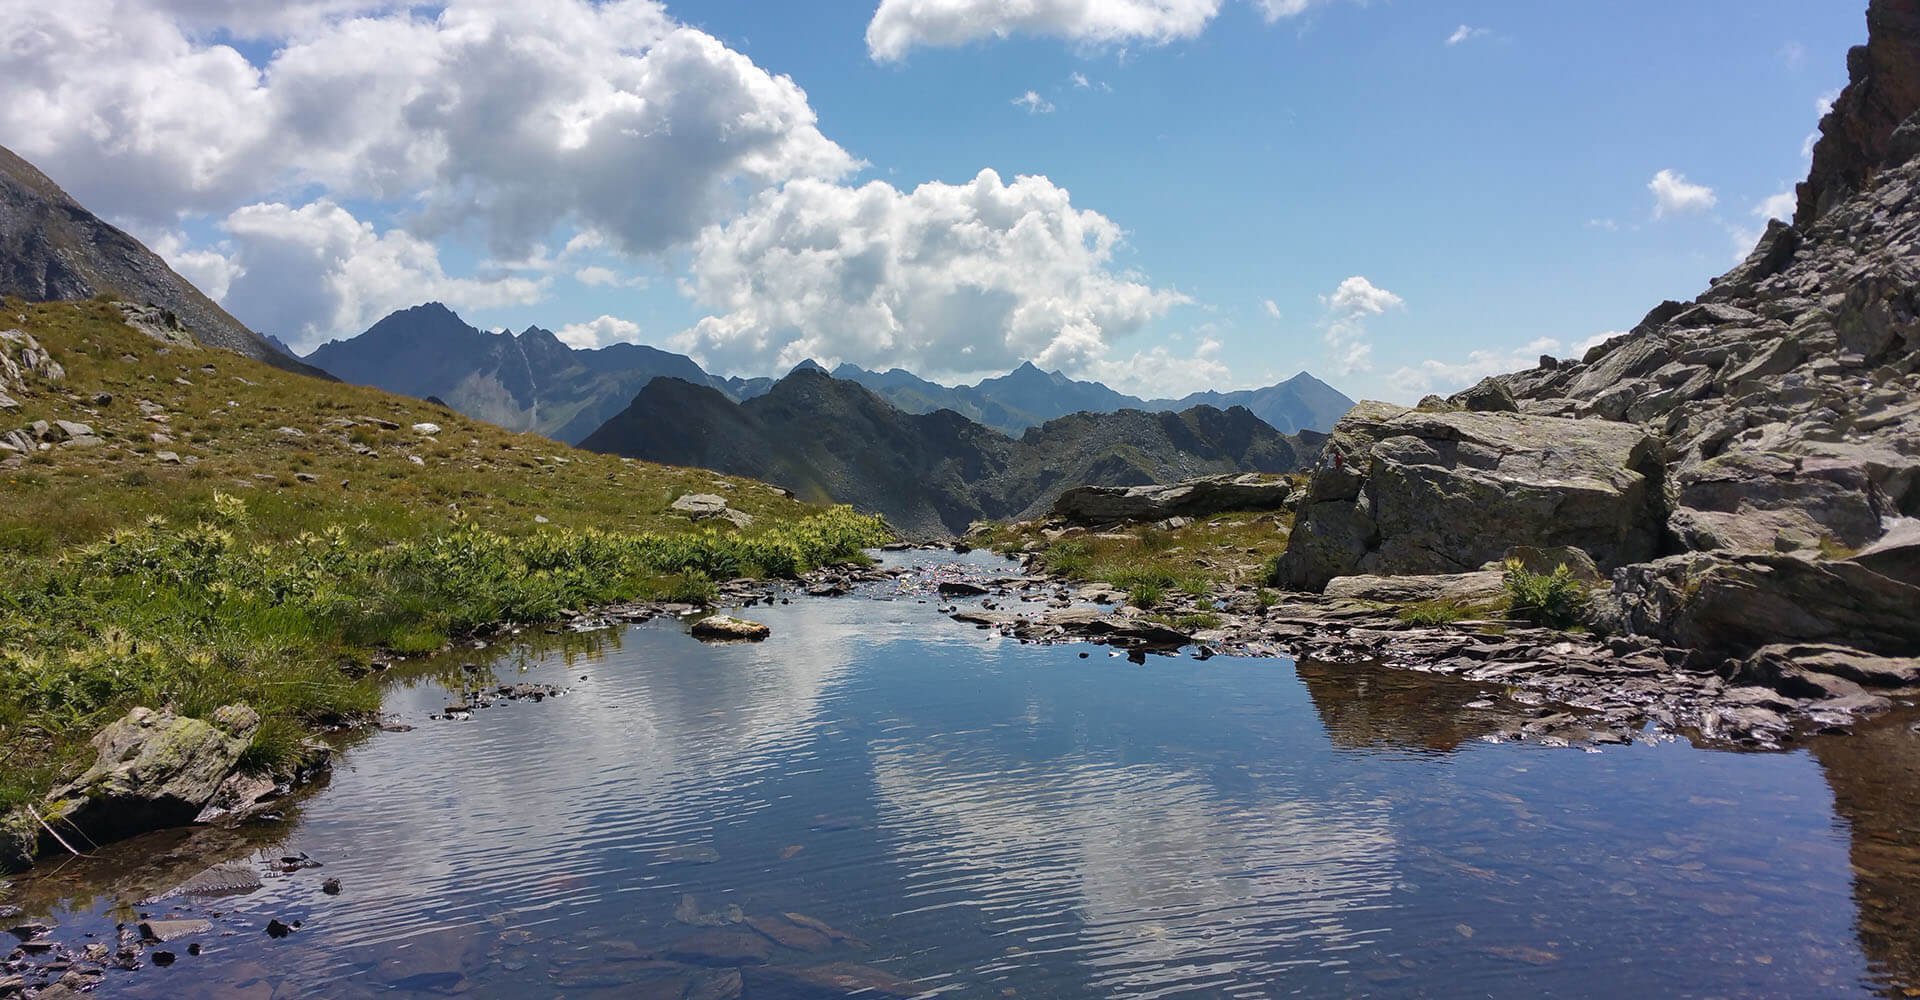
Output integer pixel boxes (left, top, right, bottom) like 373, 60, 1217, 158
265, 919, 294, 939
674, 895, 744, 928
322, 878, 342, 896
690, 616, 771, 642
936, 581, 989, 598
744, 962, 920, 998
137, 919, 211, 943
41, 705, 260, 850
665, 929, 773, 967
745, 915, 835, 953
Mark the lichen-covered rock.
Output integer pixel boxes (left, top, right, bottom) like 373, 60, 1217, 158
690, 616, 771, 641
1274, 408, 1664, 591
40, 705, 259, 849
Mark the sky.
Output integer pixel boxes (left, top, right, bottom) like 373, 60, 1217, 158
0, 0, 1863, 402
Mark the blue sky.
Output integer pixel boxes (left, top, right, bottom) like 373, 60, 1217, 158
0, 0, 1862, 401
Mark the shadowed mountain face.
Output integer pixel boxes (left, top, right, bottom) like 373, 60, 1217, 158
580, 368, 1320, 536
304, 304, 722, 444
0, 144, 324, 377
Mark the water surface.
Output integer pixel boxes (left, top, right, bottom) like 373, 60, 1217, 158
13, 551, 1919, 998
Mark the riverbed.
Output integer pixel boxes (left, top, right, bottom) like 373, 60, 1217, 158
7, 550, 1918, 998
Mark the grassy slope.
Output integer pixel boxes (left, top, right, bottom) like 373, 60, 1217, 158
0, 299, 887, 841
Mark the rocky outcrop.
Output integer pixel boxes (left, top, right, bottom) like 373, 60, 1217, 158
1050, 473, 1294, 526
1602, 552, 1920, 657
1274, 0, 1920, 677
1797, 0, 1920, 224
671, 493, 756, 529
39, 706, 260, 850
1273, 406, 1664, 590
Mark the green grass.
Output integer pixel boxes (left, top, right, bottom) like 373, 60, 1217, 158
990, 507, 1299, 608
0, 299, 892, 860
1398, 600, 1473, 626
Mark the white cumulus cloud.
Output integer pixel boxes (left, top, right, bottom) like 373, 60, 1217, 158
0, 0, 855, 257
556, 315, 643, 350
1648, 169, 1717, 218
675, 169, 1187, 380
1320, 276, 1402, 376
214, 200, 548, 351
867, 0, 1224, 62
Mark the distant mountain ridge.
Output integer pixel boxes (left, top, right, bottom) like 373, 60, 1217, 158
580, 367, 1324, 536
309, 304, 1356, 444
304, 303, 728, 443
0, 143, 324, 377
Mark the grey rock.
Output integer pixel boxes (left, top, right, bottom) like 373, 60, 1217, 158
1274, 408, 1663, 590
1051, 473, 1293, 526
41, 705, 260, 849
1606, 552, 1920, 656
690, 616, 771, 641
1850, 518, 1920, 587
1323, 571, 1505, 606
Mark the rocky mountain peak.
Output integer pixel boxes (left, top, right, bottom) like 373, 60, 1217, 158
1797, 0, 1920, 225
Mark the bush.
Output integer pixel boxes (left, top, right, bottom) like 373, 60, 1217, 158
1502, 561, 1591, 628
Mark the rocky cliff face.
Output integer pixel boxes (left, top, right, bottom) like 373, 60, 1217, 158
1278, 0, 1920, 665
582, 368, 1320, 537
0, 145, 323, 377
1798, 0, 1920, 225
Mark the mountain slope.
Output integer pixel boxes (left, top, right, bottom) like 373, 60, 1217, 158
581, 368, 1321, 536
0, 144, 323, 378
1155, 372, 1356, 436
304, 303, 721, 444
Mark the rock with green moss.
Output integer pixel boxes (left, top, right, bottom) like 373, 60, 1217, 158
40, 705, 259, 850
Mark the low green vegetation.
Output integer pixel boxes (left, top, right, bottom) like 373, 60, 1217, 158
0, 300, 890, 829
984, 510, 1297, 609
1398, 600, 1473, 626
1502, 560, 1593, 629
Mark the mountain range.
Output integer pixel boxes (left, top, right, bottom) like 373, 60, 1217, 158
301, 303, 1355, 443
0, 143, 324, 378
580, 368, 1323, 536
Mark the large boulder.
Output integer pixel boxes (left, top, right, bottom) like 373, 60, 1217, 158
1273, 406, 1665, 590
1050, 473, 1293, 526
1669, 449, 1887, 553
41, 705, 259, 848
1604, 552, 1920, 657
